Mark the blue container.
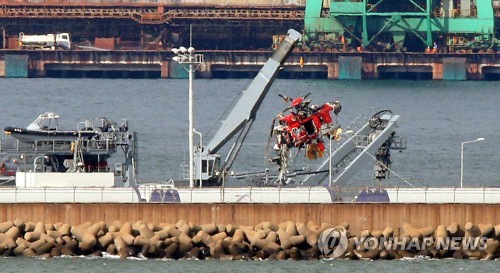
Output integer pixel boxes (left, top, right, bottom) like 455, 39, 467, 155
338, 56, 362, 80
169, 61, 190, 79
5, 55, 28, 78
443, 57, 466, 81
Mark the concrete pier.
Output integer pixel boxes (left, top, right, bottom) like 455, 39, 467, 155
1, 50, 499, 80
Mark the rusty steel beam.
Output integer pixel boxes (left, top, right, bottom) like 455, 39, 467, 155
163, 7, 304, 21
0, 6, 304, 24
0, 6, 161, 21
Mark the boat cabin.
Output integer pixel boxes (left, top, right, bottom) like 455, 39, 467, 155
26, 112, 60, 131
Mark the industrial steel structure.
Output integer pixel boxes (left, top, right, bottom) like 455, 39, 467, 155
0, 0, 305, 50
1, 0, 499, 80
1, 0, 499, 52
304, 0, 500, 52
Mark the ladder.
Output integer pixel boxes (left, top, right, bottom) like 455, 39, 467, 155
300, 111, 406, 186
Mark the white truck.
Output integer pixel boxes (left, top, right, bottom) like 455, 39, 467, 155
18, 32, 71, 50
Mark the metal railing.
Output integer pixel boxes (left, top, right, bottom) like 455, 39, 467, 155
0, 138, 115, 155
0, 185, 498, 204
353, 135, 406, 149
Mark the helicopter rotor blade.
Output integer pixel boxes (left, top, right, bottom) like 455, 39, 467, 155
264, 117, 277, 159
278, 94, 292, 102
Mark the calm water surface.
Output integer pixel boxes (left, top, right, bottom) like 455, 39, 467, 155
0, 78, 498, 187
0, 256, 498, 273
0, 78, 499, 271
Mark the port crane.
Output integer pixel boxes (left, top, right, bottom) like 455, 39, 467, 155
191, 29, 302, 186
192, 29, 406, 187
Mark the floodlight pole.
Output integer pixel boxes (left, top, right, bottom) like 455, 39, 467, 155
171, 47, 204, 188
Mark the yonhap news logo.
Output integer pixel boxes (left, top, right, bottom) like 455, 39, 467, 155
317, 226, 349, 258
318, 227, 489, 259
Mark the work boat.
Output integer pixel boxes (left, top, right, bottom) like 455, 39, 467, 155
3, 112, 125, 142
0, 113, 136, 188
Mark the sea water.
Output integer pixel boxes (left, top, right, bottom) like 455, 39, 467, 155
0, 255, 498, 273
1, 78, 498, 188
0, 78, 499, 270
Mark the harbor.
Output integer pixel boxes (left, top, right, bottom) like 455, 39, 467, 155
0, 77, 499, 261
0, 0, 499, 264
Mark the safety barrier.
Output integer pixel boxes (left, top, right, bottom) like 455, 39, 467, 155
0, 185, 498, 204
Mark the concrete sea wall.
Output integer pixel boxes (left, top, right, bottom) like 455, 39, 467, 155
1, 203, 499, 236
0, 203, 498, 260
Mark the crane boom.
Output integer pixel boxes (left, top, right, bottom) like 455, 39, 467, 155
206, 29, 301, 154
194, 29, 301, 186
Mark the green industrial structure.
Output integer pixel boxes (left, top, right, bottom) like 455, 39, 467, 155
304, 0, 499, 52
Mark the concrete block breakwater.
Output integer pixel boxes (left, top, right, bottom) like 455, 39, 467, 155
0, 219, 498, 260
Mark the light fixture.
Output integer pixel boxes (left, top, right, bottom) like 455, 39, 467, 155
460, 137, 485, 188
171, 46, 204, 188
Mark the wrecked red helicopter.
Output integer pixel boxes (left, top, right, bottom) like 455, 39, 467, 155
268, 93, 343, 174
